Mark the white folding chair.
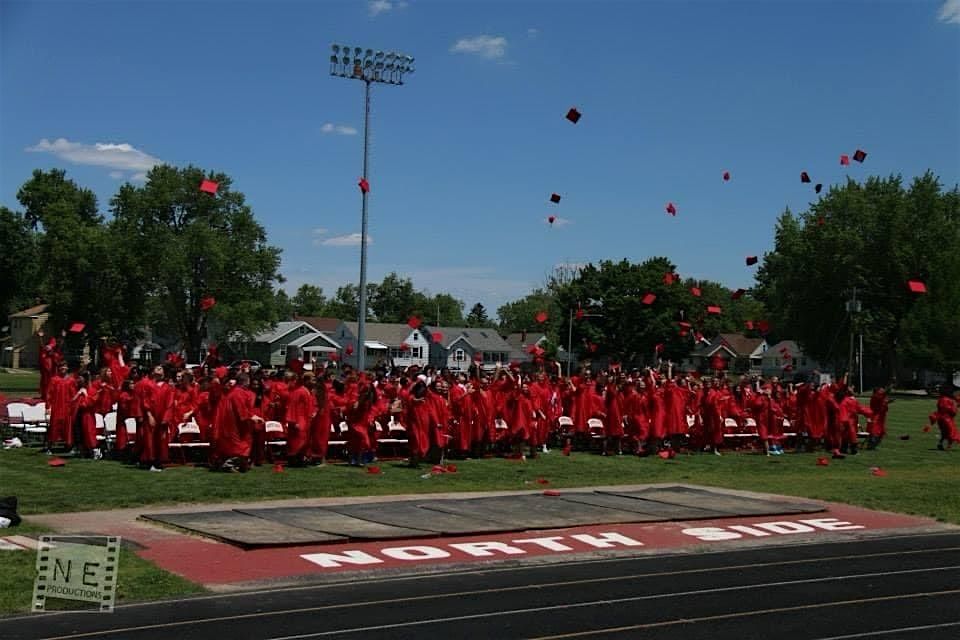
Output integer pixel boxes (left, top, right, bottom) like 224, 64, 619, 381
587, 417, 605, 439
169, 421, 209, 464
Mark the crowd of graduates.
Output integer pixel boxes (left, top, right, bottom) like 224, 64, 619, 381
28, 332, 960, 473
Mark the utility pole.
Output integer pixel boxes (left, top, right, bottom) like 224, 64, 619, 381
846, 287, 862, 392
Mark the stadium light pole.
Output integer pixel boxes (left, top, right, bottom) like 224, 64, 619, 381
330, 44, 414, 371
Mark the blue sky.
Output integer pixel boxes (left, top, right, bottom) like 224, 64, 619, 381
2, 0, 958, 317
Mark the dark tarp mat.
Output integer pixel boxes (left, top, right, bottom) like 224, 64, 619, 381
557, 493, 723, 520
601, 486, 824, 517
418, 494, 659, 529
325, 501, 516, 535
140, 511, 346, 547
237, 507, 435, 540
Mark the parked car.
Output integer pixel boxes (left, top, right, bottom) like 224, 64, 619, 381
229, 359, 262, 373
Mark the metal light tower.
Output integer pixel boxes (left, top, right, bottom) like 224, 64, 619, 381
330, 44, 414, 371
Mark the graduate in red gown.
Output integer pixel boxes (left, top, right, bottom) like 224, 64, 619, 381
212, 373, 263, 471
836, 387, 871, 455
308, 374, 334, 464
285, 372, 315, 465
866, 386, 892, 449
140, 365, 174, 471
935, 386, 959, 450
37, 331, 62, 401
45, 362, 77, 450
115, 368, 142, 453
402, 377, 431, 466
602, 374, 625, 455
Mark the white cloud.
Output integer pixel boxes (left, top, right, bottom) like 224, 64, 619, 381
527, 28, 539, 38
450, 35, 508, 60
312, 227, 329, 236
108, 171, 124, 180
321, 233, 372, 247
320, 123, 358, 136
130, 172, 147, 182
548, 216, 572, 227
369, 0, 407, 16
25, 138, 162, 173
939, 0, 960, 23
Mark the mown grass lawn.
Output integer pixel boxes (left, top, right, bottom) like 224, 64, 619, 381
2, 397, 956, 522
0, 370, 40, 397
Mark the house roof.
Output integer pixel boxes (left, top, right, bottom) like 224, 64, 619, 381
764, 340, 802, 357
289, 331, 340, 349
503, 332, 547, 352
294, 316, 342, 333
343, 322, 422, 347
694, 333, 765, 358
425, 326, 512, 353
251, 321, 311, 344
10, 304, 49, 318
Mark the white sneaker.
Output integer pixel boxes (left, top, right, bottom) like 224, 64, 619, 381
149, 465, 163, 472
542, 445, 549, 453
93, 448, 103, 460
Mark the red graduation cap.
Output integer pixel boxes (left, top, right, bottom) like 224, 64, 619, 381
707, 305, 722, 315
366, 465, 382, 475
690, 287, 701, 297
731, 289, 745, 300
853, 149, 867, 163
536, 477, 550, 485
200, 296, 216, 312
800, 172, 811, 184
345, 344, 354, 355
535, 310, 548, 324
565, 107, 581, 123
679, 327, 689, 337
550, 193, 561, 204
657, 450, 671, 460
757, 320, 770, 334
663, 272, 677, 285
358, 178, 370, 193
432, 331, 443, 342
907, 280, 927, 294
816, 457, 829, 466
399, 342, 410, 352
407, 316, 422, 329
199, 179, 219, 194
722, 170, 730, 181
746, 256, 758, 266
745, 320, 755, 330
444, 464, 458, 473
678, 321, 692, 329
641, 292, 656, 305
547, 215, 556, 225
68, 322, 86, 333
665, 202, 677, 216
922, 425, 931, 433
871, 467, 887, 477
840, 154, 850, 166
694, 331, 704, 342
815, 183, 823, 194
588, 342, 598, 353
272, 463, 285, 473
47, 457, 67, 467
543, 489, 561, 496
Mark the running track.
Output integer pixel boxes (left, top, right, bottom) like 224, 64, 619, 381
7, 531, 960, 640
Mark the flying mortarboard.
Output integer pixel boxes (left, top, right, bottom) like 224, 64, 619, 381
641, 293, 656, 305
663, 272, 677, 285
853, 149, 867, 163
907, 280, 927, 294
550, 193, 561, 204
199, 179, 219, 194
707, 305, 722, 315
565, 107, 581, 123
815, 183, 822, 194
840, 154, 850, 166
535, 311, 548, 324
665, 202, 677, 216
575, 308, 584, 320
432, 331, 443, 342
757, 320, 770, 333
68, 322, 86, 333
200, 296, 216, 312
47, 457, 67, 467
358, 178, 370, 193
407, 316, 422, 329
547, 215, 556, 225
746, 255, 758, 266
690, 287, 701, 297
399, 342, 410, 352
345, 344, 354, 355
800, 172, 811, 184
731, 289, 745, 300
655, 343, 665, 353
745, 320, 755, 330
722, 171, 730, 181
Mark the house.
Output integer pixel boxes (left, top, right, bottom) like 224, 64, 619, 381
687, 333, 767, 375
338, 321, 430, 369
4, 304, 51, 369
241, 321, 341, 367
761, 340, 821, 380
425, 326, 513, 372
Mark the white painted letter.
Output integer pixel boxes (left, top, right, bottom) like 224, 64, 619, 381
300, 551, 383, 568
512, 536, 574, 552
570, 532, 644, 548
681, 527, 742, 542
754, 522, 816, 535
381, 546, 451, 561
798, 518, 865, 531
729, 525, 773, 537
449, 541, 526, 557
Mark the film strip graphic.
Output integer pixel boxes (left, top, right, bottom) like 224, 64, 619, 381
32, 535, 120, 613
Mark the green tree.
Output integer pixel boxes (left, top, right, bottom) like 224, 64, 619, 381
109, 164, 283, 360
466, 302, 495, 328
0, 206, 39, 317
368, 273, 424, 322
291, 284, 326, 316
274, 289, 295, 320
426, 292, 466, 326
754, 173, 960, 380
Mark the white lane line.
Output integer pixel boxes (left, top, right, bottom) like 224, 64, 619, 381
813, 621, 960, 639
258, 568, 960, 640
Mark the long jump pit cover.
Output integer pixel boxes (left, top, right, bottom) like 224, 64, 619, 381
598, 486, 824, 517
140, 511, 346, 548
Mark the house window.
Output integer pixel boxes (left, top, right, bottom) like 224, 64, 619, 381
454, 349, 465, 362
279, 345, 287, 356
299, 326, 308, 335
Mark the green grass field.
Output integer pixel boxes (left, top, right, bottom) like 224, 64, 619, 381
1, 395, 956, 615
0, 370, 41, 396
